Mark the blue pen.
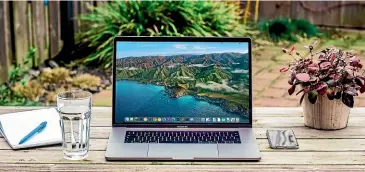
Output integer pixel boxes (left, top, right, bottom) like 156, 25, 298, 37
18, 121, 47, 145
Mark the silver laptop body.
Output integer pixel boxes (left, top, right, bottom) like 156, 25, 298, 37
105, 37, 261, 161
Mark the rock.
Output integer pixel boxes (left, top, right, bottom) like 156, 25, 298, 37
39, 96, 46, 104
70, 70, 78, 76
48, 60, 59, 68
101, 79, 111, 87
22, 74, 32, 83
29, 69, 40, 78
101, 84, 110, 89
87, 87, 100, 94
40, 67, 52, 73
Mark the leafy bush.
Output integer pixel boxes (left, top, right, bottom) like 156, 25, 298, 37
77, 1, 245, 68
0, 48, 37, 105
72, 74, 101, 89
292, 19, 318, 38
39, 67, 71, 84
12, 80, 44, 102
259, 18, 319, 42
280, 43, 364, 108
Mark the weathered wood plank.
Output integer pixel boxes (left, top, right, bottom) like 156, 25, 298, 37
3, 125, 365, 141
13, 1, 30, 67
3, 114, 360, 128
72, 1, 79, 33
0, 150, 364, 165
340, 1, 365, 28
2, 138, 365, 152
42, 127, 365, 140
1, 107, 365, 117
31, 1, 48, 66
292, 1, 343, 27
78, 116, 365, 128
0, 1, 12, 83
0, 164, 364, 172
48, 1, 61, 58
2, 107, 365, 138
3, 111, 365, 128
259, 1, 291, 20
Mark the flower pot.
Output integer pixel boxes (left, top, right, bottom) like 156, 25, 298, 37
302, 94, 350, 130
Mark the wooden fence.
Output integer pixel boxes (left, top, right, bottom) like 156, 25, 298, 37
243, 1, 365, 28
0, 1, 106, 83
0, 1, 364, 83
0, 1, 61, 83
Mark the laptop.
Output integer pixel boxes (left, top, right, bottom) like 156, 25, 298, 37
105, 37, 261, 161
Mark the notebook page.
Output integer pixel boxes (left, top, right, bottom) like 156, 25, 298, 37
0, 108, 62, 149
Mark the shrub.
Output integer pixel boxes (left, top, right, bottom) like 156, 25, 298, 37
72, 74, 101, 89
12, 80, 44, 102
0, 48, 36, 105
292, 19, 318, 38
77, 1, 245, 68
259, 18, 319, 42
39, 67, 71, 84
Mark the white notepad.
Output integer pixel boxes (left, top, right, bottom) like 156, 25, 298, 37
0, 108, 62, 149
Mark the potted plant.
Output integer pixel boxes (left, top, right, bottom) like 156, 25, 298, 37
280, 42, 365, 130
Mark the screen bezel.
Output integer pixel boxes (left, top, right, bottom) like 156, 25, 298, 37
112, 36, 252, 128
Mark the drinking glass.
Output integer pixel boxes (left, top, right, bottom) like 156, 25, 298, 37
57, 90, 92, 160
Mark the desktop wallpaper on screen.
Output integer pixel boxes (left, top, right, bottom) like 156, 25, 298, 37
115, 41, 250, 124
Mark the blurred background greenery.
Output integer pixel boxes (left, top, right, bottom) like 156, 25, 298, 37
0, 0, 364, 107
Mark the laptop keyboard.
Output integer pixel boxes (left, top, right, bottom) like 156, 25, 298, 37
124, 131, 241, 144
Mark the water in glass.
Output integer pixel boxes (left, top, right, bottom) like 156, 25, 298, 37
57, 91, 92, 160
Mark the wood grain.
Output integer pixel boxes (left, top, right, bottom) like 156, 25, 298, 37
48, 1, 62, 58
1, 107, 365, 170
13, 1, 30, 67
0, 150, 363, 165
22, 125, 365, 140
0, 1, 12, 83
72, 1, 80, 33
3, 126, 365, 140
0, 164, 364, 172
2, 106, 365, 116
2, 138, 365, 152
31, 1, 48, 66
303, 95, 350, 130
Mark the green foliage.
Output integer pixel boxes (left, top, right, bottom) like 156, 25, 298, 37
292, 19, 318, 38
12, 80, 44, 102
0, 48, 38, 105
77, 1, 245, 68
259, 18, 319, 42
9, 48, 35, 84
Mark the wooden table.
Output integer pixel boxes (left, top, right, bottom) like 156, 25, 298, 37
1, 107, 365, 171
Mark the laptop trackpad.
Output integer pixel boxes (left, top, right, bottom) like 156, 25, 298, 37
148, 144, 218, 159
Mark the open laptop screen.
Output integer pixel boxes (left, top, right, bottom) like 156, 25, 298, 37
114, 40, 250, 124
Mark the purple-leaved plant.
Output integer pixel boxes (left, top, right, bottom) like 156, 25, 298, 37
280, 41, 365, 108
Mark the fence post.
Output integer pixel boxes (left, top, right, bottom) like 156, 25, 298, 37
31, 1, 48, 66
0, 1, 12, 83
72, 1, 79, 34
13, 1, 30, 67
48, 1, 62, 58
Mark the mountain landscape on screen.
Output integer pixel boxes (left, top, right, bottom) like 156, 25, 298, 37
116, 52, 250, 117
